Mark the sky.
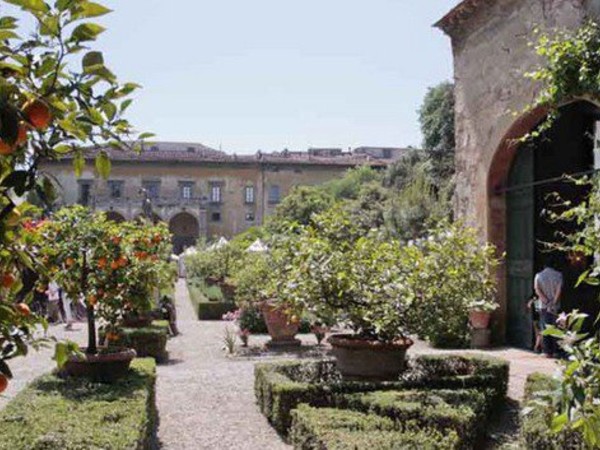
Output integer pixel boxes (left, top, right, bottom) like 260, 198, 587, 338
15, 0, 460, 154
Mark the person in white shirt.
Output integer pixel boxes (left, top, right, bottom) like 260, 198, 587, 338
534, 255, 563, 358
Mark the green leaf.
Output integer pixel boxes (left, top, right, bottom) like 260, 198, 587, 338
138, 132, 155, 140
4, 0, 49, 13
76, 1, 112, 18
70, 22, 105, 42
551, 412, 569, 432
95, 150, 111, 179
53, 144, 72, 154
73, 152, 85, 178
52, 341, 81, 369
82, 50, 104, 72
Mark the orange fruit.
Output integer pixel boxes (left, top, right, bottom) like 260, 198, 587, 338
106, 332, 120, 342
0, 374, 8, 394
110, 260, 119, 270
0, 140, 15, 155
2, 273, 16, 288
118, 256, 128, 267
16, 122, 28, 146
23, 99, 52, 130
152, 234, 162, 244
65, 257, 75, 268
16, 303, 30, 317
88, 295, 97, 306
111, 236, 121, 245
97, 257, 107, 269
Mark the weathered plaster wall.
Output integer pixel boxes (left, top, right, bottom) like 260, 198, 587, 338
449, 0, 600, 341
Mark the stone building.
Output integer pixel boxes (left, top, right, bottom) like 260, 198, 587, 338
437, 0, 600, 346
43, 142, 406, 253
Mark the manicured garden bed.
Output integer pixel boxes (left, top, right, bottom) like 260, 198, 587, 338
0, 358, 157, 450
117, 324, 169, 363
254, 354, 509, 438
187, 280, 236, 320
291, 404, 460, 450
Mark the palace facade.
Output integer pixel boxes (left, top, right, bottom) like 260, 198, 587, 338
43, 142, 406, 253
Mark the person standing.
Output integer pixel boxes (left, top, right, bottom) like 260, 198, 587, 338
46, 281, 61, 323
534, 256, 563, 358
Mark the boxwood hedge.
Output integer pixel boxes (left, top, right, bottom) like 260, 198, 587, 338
0, 358, 157, 450
254, 354, 509, 435
118, 325, 169, 363
290, 404, 461, 450
521, 373, 585, 450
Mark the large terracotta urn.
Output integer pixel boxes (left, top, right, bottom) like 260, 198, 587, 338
469, 310, 492, 330
260, 301, 301, 348
328, 334, 413, 380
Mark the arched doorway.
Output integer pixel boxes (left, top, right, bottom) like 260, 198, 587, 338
489, 100, 600, 348
169, 212, 200, 255
105, 211, 126, 223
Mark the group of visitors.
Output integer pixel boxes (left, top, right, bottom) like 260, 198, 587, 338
29, 277, 85, 330
529, 255, 563, 359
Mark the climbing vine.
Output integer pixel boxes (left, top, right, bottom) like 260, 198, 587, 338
524, 20, 600, 139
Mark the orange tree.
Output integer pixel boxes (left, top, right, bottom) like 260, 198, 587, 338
33, 206, 173, 356
0, 0, 145, 381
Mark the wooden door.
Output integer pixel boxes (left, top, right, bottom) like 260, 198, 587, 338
506, 147, 534, 349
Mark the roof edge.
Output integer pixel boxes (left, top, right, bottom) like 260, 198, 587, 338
434, 0, 488, 36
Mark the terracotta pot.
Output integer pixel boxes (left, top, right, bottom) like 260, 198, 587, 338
62, 347, 136, 383
328, 334, 414, 380
260, 301, 300, 348
469, 310, 492, 330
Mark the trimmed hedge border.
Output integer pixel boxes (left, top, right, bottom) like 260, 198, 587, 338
290, 404, 461, 450
0, 358, 157, 450
118, 325, 169, 363
255, 354, 508, 436
521, 373, 584, 450
187, 280, 236, 320
335, 388, 489, 448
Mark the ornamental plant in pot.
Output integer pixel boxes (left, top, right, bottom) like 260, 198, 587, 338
35, 207, 140, 383
280, 206, 415, 380
468, 299, 498, 330
231, 251, 300, 347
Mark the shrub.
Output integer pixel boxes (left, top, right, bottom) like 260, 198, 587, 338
521, 373, 584, 450
187, 280, 236, 320
0, 358, 157, 450
254, 355, 509, 435
335, 389, 488, 448
115, 325, 168, 363
290, 404, 460, 450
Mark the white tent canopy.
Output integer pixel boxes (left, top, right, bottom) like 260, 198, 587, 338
207, 236, 229, 251
247, 239, 268, 253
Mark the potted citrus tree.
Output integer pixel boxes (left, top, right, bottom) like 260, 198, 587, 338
280, 207, 415, 379
35, 206, 141, 382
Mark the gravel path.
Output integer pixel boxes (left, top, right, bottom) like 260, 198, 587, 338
156, 279, 292, 450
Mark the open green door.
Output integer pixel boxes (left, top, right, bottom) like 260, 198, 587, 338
506, 146, 534, 349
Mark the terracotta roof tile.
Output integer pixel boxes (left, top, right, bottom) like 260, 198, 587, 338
435, 0, 494, 36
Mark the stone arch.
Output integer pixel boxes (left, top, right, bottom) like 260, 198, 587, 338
487, 99, 600, 346
105, 210, 126, 223
169, 212, 200, 254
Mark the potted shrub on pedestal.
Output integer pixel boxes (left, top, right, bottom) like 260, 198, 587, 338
36, 207, 139, 382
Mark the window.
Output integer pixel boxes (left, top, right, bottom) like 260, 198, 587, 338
211, 212, 221, 222
107, 180, 123, 199
210, 182, 222, 204
244, 186, 254, 204
78, 181, 92, 206
383, 148, 392, 159
142, 181, 160, 200
180, 182, 193, 200
268, 185, 281, 204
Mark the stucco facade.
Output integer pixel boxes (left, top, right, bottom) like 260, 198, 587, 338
43, 143, 405, 253
437, 0, 600, 343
